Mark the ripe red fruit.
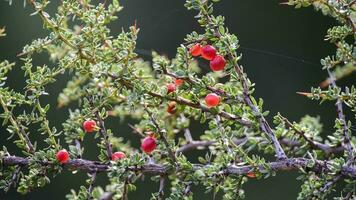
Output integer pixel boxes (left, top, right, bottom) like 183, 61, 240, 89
189, 43, 202, 57
56, 149, 69, 164
141, 136, 157, 154
205, 93, 220, 107
166, 83, 176, 94
247, 172, 256, 178
174, 79, 184, 86
111, 151, 126, 161
83, 119, 96, 133
167, 101, 177, 114
210, 55, 226, 71
201, 45, 217, 60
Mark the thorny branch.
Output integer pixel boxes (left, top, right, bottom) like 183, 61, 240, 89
88, 172, 97, 199
278, 114, 346, 155
2, 155, 356, 178
0, 0, 353, 199
89, 97, 113, 160
109, 73, 252, 127
327, 68, 354, 163
144, 107, 178, 164
0, 96, 35, 154
200, 6, 287, 160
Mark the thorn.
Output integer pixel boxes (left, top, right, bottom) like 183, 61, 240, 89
296, 92, 311, 97
134, 20, 137, 29
279, 2, 290, 5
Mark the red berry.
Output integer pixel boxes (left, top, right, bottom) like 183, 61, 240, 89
111, 151, 126, 161
167, 101, 177, 114
210, 55, 226, 71
247, 172, 256, 178
205, 93, 220, 107
189, 43, 202, 57
174, 79, 184, 86
166, 83, 176, 94
141, 136, 157, 154
201, 45, 217, 60
83, 119, 96, 133
56, 149, 69, 164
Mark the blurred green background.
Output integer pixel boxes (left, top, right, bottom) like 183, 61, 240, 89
0, 0, 355, 199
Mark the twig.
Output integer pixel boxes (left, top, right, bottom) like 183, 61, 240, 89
88, 172, 97, 199
183, 183, 191, 197
319, 174, 342, 194
144, 107, 177, 164
0, 96, 35, 154
177, 140, 215, 153
158, 176, 165, 200
100, 192, 114, 200
327, 68, 354, 162
121, 178, 128, 200
6, 166, 22, 192
163, 69, 244, 103
233, 64, 286, 160
344, 191, 354, 200
128, 124, 145, 138
89, 97, 113, 160
177, 135, 344, 155
279, 114, 345, 155
108, 73, 252, 127
75, 139, 82, 159
183, 128, 194, 143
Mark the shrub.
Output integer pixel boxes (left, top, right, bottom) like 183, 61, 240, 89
0, 0, 355, 199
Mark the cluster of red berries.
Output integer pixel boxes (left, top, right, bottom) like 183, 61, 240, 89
189, 43, 226, 71
56, 44, 225, 164
166, 78, 184, 115
190, 43, 223, 107
56, 119, 129, 164
56, 148, 127, 163
166, 78, 184, 94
